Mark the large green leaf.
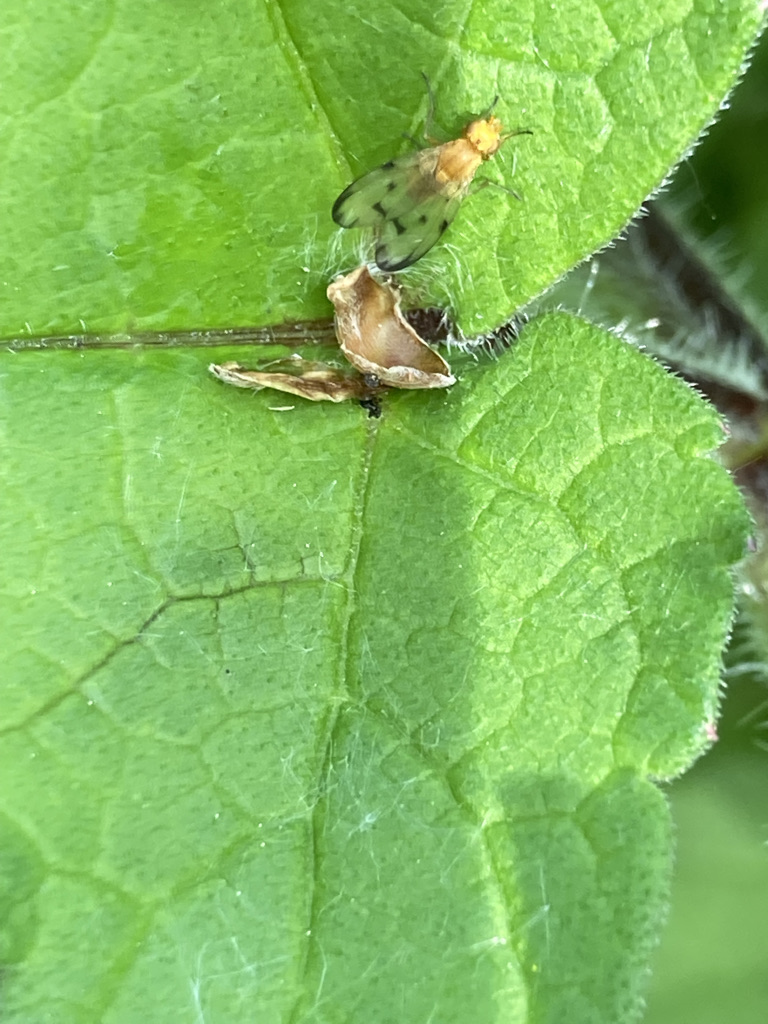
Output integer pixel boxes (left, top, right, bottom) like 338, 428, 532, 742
0, 0, 760, 335
0, 1, 760, 1021
0, 314, 748, 1021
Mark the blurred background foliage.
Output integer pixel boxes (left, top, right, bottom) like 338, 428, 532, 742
544, 28, 768, 1023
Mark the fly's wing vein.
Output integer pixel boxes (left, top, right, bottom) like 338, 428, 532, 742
332, 151, 435, 227
332, 148, 467, 270
374, 192, 464, 271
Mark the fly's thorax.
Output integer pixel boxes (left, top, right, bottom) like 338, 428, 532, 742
432, 139, 484, 194
463, 116, 504, 158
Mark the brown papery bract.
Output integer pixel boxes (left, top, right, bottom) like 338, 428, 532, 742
327, 266, 455, 389
209, 357, 381, 404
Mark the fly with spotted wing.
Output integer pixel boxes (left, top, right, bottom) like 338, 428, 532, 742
332, 84, 530, 271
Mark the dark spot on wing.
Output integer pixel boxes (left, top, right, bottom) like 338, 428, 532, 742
439, 219, 450, 236
391, 218, 406, 236
331, 191, 354, 225
418, 214, 428, 225
372, 201, 387, 217
386, 181, 397, 191
381, 160, 396, 169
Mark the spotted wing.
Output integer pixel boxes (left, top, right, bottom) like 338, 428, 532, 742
332, 150, 464, 271
373, 190, 463, 270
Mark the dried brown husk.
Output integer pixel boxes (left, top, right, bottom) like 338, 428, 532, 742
209, 357, 381, 404
210, 267, 453, 411
327, 266, 455, 389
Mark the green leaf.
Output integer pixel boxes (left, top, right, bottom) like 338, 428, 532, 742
0, 2, 759, 1020
0, 313, 748, 1021
0, 0, 761, 336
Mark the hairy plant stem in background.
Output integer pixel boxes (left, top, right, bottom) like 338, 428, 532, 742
540, 202, 768, 494
540, 200, 768, 705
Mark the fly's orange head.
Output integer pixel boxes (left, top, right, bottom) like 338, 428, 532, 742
464, 115, 504, 159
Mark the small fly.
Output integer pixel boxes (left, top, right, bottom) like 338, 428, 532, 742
331, 76, 531, 271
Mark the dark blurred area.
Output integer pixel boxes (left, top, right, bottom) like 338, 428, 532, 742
645, 28, 768, 1021
668, 32, 768, 319
543, 27, 768, 1024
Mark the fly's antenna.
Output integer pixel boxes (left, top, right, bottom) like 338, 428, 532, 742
502, 127, 534, 141
480, 94, 501, 119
